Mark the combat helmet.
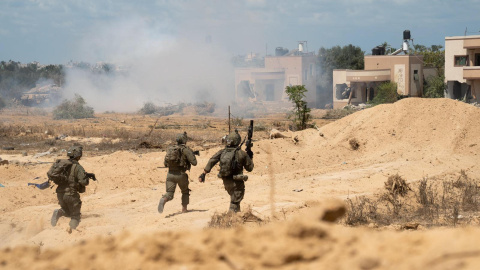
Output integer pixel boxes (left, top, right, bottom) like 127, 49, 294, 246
176, 132, 188, 145
67, 146, 83, 159
226, 130, 241, 147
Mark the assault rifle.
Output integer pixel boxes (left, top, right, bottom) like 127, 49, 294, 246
86, 173, 97, 181
245, 120, 254, 159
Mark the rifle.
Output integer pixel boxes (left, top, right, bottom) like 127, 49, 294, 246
86, 173, 97, 182
245, 120, 254, 159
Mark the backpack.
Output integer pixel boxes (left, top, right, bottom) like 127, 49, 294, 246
218, 148, 238, 177
47, 159, 74, 185
165, 145, 185, 167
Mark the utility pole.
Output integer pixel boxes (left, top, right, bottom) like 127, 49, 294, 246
228, 105, 231, 133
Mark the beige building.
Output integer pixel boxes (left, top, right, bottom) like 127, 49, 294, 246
445, 35, 480, 102
332, 55, 425, 108
234, 47, 318, 107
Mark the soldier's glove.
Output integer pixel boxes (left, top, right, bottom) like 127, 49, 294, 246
86, 173, 97, 181
198, 173, 206, 183
193, 150, 200, 156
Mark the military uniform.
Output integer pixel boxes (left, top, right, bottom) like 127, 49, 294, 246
51, 146, 90, 230
201, 131, 254, 212
158, 133, 197, 213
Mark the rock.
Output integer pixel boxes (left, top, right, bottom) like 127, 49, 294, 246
0, 160, 8, 165
48, 147, 58, 153
22, 151, 28, 156
2, 146, 14, 150
269, 129, 289, 139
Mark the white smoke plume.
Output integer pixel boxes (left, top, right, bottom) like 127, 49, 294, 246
63, 17, 237, 112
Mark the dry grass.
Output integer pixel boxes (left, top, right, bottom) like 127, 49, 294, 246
208, 208, 265, 229
343, 171, 480, 228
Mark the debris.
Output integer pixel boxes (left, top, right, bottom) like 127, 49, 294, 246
27, 181, 50, 190
0, 184, 4, 187
402, 222, 420, 230
293, 189, 303, 192
2, 146, 14, 150
0, 160, 8, 165
139, 141, 162, 149
269, 129, 289, 139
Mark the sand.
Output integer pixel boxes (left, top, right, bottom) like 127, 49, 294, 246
1, 98, 480, 269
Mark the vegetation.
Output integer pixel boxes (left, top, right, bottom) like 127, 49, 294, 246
344, 170, 480, 227
323, 106, 360, 119
369, 82, 398, 105
424, 75, 446, 98
285, 85, 312, 130
52, 94, 94, 119
139, 102, 158, 115
0, 61, 65, 102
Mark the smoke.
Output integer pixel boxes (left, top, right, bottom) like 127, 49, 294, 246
63, 17, 236, 112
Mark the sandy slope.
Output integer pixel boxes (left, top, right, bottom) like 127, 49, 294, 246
1, 98, 480, 269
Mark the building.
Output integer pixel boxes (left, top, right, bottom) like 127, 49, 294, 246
332, 54, 425, 109
445, 35, 480, 102
234, 43, 318, 107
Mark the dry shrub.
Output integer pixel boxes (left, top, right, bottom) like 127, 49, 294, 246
230, 116, 244, 127
384, 174, 411, 197
208, 208, 264, 229
322, 107, 359, 119
194, 102, 215, 115
344, 197, 379, 226
349, 138, 360, 150
344, 170, 480, 228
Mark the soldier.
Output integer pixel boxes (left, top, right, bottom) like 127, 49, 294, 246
50, 146, 93, 232
158, 132, 197, 214
198, 130, 254, 213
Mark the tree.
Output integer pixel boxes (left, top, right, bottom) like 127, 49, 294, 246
369, 82, 398, 105
52, 94, 94, 119
411, 44, 445, 76
285, 85, 311, 130
0, 95, 6, 110
317, 45, 365, 108
424, 75, 446, 98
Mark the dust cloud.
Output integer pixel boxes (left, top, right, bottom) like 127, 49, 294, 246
63, 16, 239, 112
61, 0, 271, 113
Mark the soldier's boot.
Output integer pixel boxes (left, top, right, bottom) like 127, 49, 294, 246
50, 209, 65, 227
69, 219, 79, 230
182, 205, 188, 213
158, 196, 170, 213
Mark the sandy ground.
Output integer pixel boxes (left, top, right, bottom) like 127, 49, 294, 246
1, 98, 480, 269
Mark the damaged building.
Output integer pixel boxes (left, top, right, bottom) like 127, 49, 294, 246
21, 84, 62, 106
332, 31, 427, 109
445, 35, 480, 102
234, 42, 319, 107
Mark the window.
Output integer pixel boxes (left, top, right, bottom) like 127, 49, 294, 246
310, 63, 314, 76
454, 55, 469, 66
413, 70, 419, 81
304, 69, 308, 81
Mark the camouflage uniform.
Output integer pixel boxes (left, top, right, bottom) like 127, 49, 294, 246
51, 146, 90, 230
203, 131, 254, 212
158, 133, 197, 213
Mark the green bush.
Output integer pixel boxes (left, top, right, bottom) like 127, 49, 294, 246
369, 82, 398, 105
52, 94, 94, 119
139, 102, 158, 115
424, 75, 445, 98
285, 85, 312, 130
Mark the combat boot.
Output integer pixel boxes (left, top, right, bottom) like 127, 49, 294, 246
69, 219, 80, 230
50, 209, 65, 227
182, 205, 188, 213
158, 196, 170, 213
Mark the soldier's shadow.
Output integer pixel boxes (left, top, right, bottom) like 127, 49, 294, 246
165, 209, 208, 218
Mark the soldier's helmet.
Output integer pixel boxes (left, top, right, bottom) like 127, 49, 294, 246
67, 146, 83, 159
226, 130, 241, 147
176, 132, 188, 144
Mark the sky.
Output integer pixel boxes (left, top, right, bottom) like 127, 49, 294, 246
0, 0, 479, 111
1, 0, 479, 64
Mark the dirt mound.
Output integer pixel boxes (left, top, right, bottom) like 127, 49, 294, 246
1, 201, 480, 270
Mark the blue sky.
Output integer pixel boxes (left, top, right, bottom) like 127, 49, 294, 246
0, 0, 479, 64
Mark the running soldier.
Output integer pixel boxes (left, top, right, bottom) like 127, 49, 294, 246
158, 132, 197, 214
50, 146, 95, 232
198, 130, 254, 212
